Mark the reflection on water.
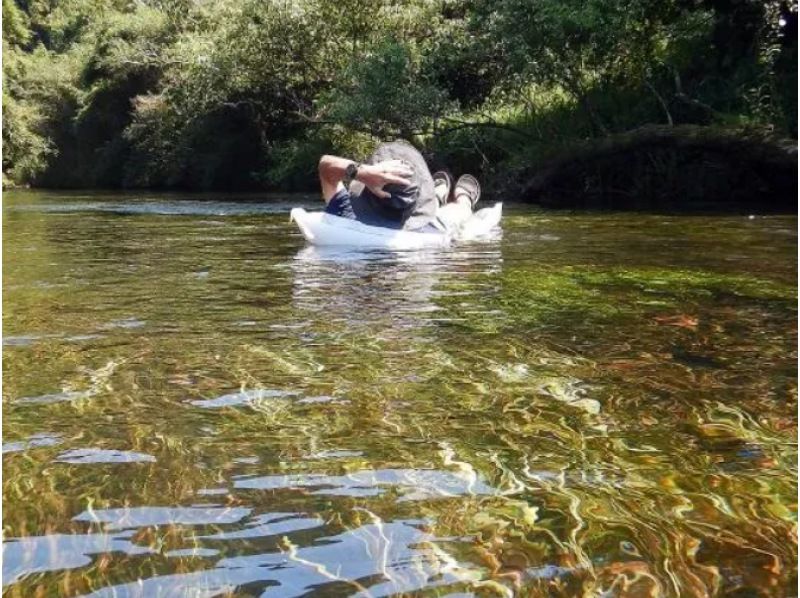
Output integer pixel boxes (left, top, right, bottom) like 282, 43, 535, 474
189, 388, 299, 409
2, 432, 62, 454
3, 190, 797, 597
55, 449, 156, 464
232, 467, 495, 500
3, 530, 156, 585
80, 519, 477, 598
290, 245, 503, 333
72, 505, 252, 529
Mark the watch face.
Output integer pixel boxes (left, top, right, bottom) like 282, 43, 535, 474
346, 163, 358, 179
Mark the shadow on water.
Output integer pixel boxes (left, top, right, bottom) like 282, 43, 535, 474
2, 191, 797, 597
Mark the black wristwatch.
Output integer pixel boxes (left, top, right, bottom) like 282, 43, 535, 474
343, 162, 360, 186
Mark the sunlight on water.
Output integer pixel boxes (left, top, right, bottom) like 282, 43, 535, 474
2, 190, 797, 597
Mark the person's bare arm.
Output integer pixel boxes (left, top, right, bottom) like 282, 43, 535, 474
318, 155, 413, 202
318, 155, 349, 202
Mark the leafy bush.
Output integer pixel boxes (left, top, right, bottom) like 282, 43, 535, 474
323, 39, 454, 138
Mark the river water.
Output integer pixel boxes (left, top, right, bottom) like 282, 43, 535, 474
2, 190, 797, 597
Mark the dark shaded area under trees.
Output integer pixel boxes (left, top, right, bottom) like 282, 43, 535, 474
3, 0, 797, 211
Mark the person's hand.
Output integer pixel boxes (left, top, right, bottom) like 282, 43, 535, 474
358, 160, 414, 199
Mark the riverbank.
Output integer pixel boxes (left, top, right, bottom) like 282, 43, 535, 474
8, 125, 797, 214
492, 125, 798, 212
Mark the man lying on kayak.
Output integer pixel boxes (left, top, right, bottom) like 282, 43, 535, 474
318, 139, 481, 233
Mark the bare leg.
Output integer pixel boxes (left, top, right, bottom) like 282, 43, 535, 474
437, 174, 480, 232
434, 177, 449, 204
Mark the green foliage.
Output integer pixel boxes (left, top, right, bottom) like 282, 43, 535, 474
324, 39, 454, 138
2, 91, 54, 184
2, 0, 796, 189
3, 0, 30, 47
2, 41, 85, 184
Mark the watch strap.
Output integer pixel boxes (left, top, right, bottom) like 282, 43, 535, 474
343, 162, 360, 187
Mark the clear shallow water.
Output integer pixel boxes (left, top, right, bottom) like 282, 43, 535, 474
3, 190, 796, 597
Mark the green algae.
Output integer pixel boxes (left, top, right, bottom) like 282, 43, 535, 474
574, 267, 798, 301
439, 264, 796, 336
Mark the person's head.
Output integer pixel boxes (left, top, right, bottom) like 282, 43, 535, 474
350, 140, 430, 210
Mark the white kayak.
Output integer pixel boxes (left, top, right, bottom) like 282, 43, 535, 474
290, 203, 502, 249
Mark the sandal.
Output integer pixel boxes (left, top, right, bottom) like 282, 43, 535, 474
454, 174, 481, 208
432, 170, 453, 206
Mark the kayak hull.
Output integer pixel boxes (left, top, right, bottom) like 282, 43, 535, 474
290, 203, 502, 249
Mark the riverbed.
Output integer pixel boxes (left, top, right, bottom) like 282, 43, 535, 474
3, 190, 797, 596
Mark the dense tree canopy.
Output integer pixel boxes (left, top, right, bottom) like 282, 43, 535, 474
2, 0, 797, 190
